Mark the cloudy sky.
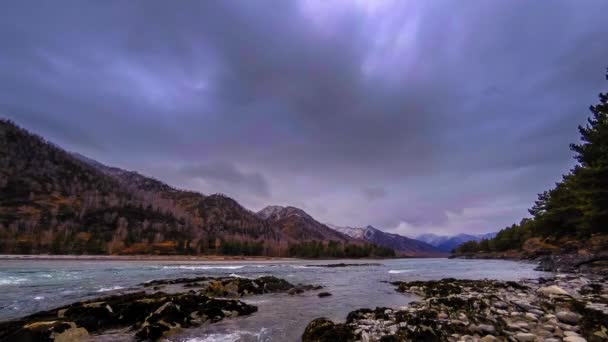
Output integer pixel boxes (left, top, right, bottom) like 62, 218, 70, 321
2, 1, 607, 236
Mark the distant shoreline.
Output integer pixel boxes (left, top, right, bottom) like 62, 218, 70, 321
0, 254, 441, 262
0, 254, 296, 262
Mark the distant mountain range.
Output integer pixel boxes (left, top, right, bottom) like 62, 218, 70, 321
0, 119, 490, 258
416, 232, 497, 252
0, 119, 394, 258
328, 225, 445, 257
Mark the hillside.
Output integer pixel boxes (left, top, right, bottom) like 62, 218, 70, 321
0, 119, 400, 257
0, 119, 288, 255
328, 225, 444, 257
258, 206, 350, 242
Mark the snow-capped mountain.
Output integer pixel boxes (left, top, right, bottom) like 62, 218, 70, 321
327, 224, 445, 256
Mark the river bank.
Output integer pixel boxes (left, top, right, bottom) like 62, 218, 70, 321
452, 252, 608, 276
303, 273, 608, 342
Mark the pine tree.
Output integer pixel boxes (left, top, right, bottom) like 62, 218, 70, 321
568, 69, 608, 234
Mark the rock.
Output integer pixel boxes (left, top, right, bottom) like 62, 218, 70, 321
478, 324, 495, 334
542, 324, 555, 332
537, 285, 570, 297
556, 311, 581, 325
514, 332, 537, 341
302, 318, 354, 342
0, 291, 258, 342
318, 292, 332, 298
564, 331, 581, 337
493, 301, 508, 309
480, 335, 497, 342
53, 324, 89, 342
288, 288, 304, 295
563, 336, 587, 342
524, 312, 538, 321
6, 321, 86, 342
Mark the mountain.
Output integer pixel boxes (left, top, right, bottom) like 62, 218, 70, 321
416, 233, 497, 253
328, 225, 366, 240
328, 225, 445, 257
5, 119, 386, 257
0, 119, 399, 258
257, 206, 351, 242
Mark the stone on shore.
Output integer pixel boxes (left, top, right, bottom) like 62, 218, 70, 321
537, 285, 570, 296
303, 275, 607, 342
557, 311, 581, 325
515, 332, 537, 341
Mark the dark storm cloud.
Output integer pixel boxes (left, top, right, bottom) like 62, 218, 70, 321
361, 186, 387, 201
180, 162, 270, 198
1, 0, 607, 235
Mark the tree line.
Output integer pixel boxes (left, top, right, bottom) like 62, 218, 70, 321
455, 69, 608, 254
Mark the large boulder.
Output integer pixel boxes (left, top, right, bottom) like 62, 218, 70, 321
302, 318, 354, 342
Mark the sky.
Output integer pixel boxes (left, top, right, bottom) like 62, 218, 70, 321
1, 1, 608, 237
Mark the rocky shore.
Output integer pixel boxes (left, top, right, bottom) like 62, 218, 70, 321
0, 275, 321, 342
303, 275, 608, 342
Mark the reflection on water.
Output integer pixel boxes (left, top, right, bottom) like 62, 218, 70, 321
0, 258, 546, 341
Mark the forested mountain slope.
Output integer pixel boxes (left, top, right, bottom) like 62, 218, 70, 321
0, 119, 280, 255
0, 119, 397, 257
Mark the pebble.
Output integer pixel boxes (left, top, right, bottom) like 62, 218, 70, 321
542, 324, 555, 332
479, 324, 495, 334
563, 336, 587, 342
537, 285, 570, 296
557, 311, 581, 325
514, 332, 537, 341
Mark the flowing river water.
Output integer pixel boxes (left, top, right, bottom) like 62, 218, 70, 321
0, 258, 547, 341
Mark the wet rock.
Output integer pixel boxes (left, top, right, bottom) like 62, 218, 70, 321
0, 291, 257, 342
288, 288, 304, 295
318, 292, 332, 298
53, 324, 89, 342
302, 318, 354, 342
143, 275, 301, 298
1, 321, 86, 342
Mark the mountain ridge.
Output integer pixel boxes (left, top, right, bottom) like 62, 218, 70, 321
416, 232, 498, 252
327, 224, 445, 257
257, 206, 352, 242
0, 119, 396, 257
